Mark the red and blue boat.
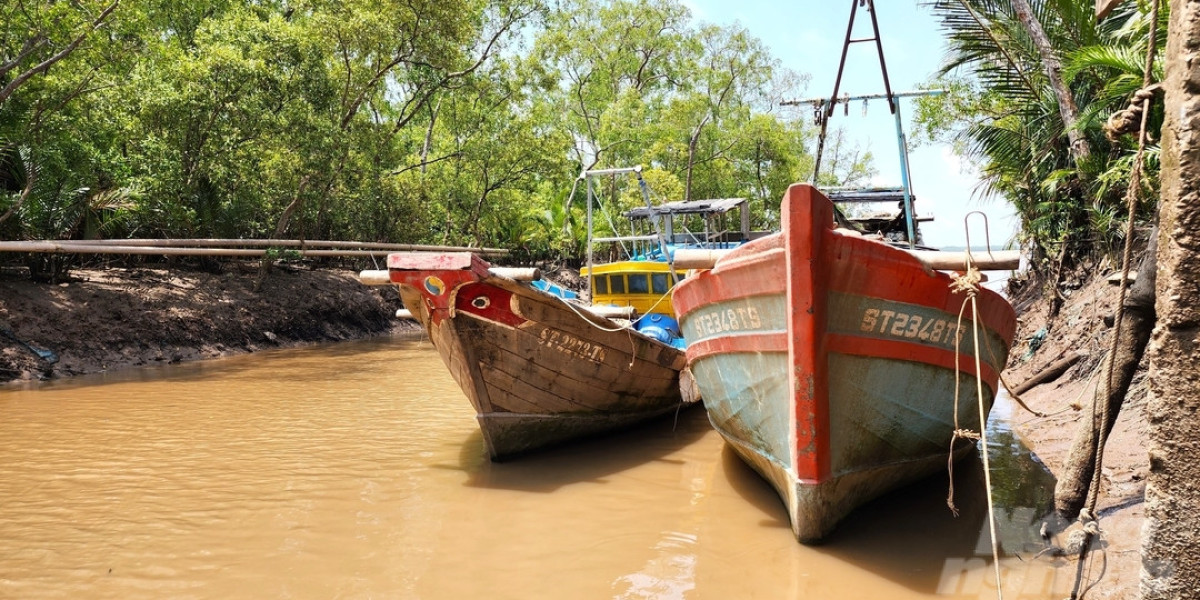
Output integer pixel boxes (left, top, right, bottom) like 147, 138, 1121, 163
671, 183, 1017, 542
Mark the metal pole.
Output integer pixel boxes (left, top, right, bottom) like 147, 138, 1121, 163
583, 166, 642, 177
865, 0, 898, 115
635, 171, 678, 283
811, 0, 862, 183
586, 175, 595, 297
782, 89, 946, 106
891, 100, 918, 248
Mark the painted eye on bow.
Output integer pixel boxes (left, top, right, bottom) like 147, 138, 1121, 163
471, 296, 491, 309
423, 276, 445, 296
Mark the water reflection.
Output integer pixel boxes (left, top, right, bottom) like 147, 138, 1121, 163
461, 407, 707, 493
0, 337, 1073, 599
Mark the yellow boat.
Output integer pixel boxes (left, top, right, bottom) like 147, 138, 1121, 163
580, 260, 687, 346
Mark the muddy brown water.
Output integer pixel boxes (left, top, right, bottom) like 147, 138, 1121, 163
1, 335, 1077, 599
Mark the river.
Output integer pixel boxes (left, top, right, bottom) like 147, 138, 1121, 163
0, 334, 1076, 599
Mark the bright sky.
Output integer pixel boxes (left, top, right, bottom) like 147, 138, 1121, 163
682, 0, 1020, 249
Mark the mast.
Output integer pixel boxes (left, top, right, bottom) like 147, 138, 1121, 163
783, 0, 939, 248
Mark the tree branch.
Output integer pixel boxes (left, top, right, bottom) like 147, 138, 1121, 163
390, 151, 461, 176
0, 0, 119, 105
0, 164, 35, 227
0, 37, 47, 80
387, 5, 535, 137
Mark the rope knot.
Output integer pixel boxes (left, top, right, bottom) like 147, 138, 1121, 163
1104, 83, 1163, 142
950, 266, 982, 297
953, 428, 981, 441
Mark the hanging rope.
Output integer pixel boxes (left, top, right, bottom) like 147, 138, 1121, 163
1070, 2, 1160, 598
545, 284, 679, 371
945, 258, 1005, 600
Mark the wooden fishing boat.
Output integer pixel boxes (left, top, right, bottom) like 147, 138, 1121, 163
671, 183, 1017, 542
361, 167, 758, 460
373, 251, 689, 460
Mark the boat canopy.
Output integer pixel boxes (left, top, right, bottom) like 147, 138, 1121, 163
618, 197, 757, 257
825, 187, 914, 204
823, 186, 933, 245
622, 197, 749, 219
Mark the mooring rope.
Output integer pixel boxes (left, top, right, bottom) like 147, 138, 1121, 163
549, 285, 674, 335
549, 291, 636, 333
544, 284, 679, 371
994, 362, 1049, 418
1070, 2, 1160, 597
946, 260, 1005, 600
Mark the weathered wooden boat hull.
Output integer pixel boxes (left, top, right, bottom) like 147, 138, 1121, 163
672, 184, 1016, 542
387, 252, 689, 460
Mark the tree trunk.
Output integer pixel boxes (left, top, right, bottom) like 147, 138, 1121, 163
1053, 229, 1156, 518
1009, 0, 1091, 162
0, 164, 35, 226
685, 115, 710, 202
420, 99, 440, 174
255, 176, 310, 292
1013, 350, 1085, 395
1142, 1, 1200, 596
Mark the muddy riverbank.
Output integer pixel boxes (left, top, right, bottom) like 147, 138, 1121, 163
0, 264, 414, 382
1003, 269, 1147, 599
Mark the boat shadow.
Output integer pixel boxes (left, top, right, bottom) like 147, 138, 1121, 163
449, 404, 712, 493
722, 443, 1068, 595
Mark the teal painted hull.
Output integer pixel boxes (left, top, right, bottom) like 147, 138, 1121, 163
688, 292, 996, 542
672, 184, 1016, 542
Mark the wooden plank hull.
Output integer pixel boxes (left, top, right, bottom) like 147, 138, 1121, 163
386, 252, 690, 460
672, 184, 1017, 542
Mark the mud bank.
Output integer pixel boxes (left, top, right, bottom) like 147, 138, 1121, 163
1003, 271, 1147, 600
0, 265, 413, 383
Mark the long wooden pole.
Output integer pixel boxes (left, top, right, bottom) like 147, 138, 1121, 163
0, 240, 509, 257
42, 238, 508, 253
673, 247, 1021, 271
358, 267, 540, 285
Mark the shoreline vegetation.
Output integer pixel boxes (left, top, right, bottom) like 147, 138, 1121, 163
0, 258, 1145, 598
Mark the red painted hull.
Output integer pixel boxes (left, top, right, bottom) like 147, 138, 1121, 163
672, 184, 1016, 541
385, 252, 690, 460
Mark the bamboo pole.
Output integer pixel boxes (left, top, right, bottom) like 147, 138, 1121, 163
489, 267, 541, 281
358, 267, 540, 286
911, 249, 1021, 271
0, 241, 507, 258
673, 247, 1021, 271
0, 239, 508, 256
584, 305, 636, 319
359, 270, 392, 286
673, 249, 730, 270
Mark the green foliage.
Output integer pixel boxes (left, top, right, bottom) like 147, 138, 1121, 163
916, 0, 1161, 270
920, 0, 1165, 269
1, 0, 864, 266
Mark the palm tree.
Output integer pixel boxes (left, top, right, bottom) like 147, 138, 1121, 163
924, 0, 1163, 283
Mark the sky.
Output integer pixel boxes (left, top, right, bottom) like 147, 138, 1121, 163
680, 0, 1020, 249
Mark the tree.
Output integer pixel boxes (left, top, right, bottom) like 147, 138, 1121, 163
921, 0, 1160, 283
1141, 1, 1200, 595
0, 0, 120, 106
1, 0, 126, 235
1009, 0, 1091, 162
